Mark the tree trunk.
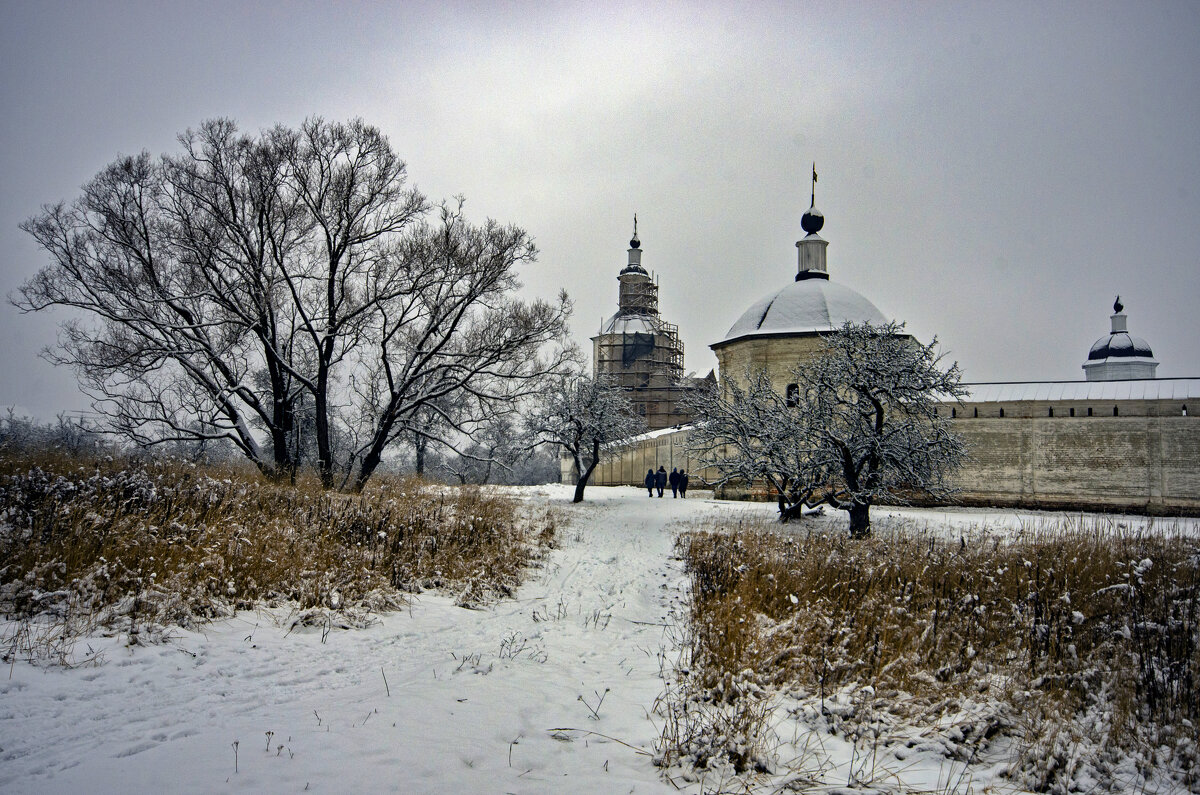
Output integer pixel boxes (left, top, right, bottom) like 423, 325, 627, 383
354, 446, 384, 494
779, 501, 806, 523
848, 502, 871, 538
573, 463, 595, 503
572, 440, 600, 503
414, 434, 427, 476
314, 360, 334, 490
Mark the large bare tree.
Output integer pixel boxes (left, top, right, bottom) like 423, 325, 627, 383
14, 117, 573, 490
687, 321, 967, 536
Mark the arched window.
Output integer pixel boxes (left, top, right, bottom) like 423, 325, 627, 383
951, 407, 957, 418
785, 383, 800, 408
999, 407, 1005, 418
973, 407, 978, 418
1113, 406, 1119, 417
1070, 407, 1075, 417
1048, 407, 1054, 417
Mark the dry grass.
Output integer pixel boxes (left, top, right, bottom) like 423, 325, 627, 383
672, 517, 1200, 791
0, 450, 555, 663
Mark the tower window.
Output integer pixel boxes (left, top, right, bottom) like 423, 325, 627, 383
1070, 407, 1075, 417
973, 407, 978, 418
785, 383, 799, 408
1113, 406, 1119, 417
999, 407, 1005, 418
951, 407, 957, 418
1048, 407, 1054, 417
1088, 407, 1093, 417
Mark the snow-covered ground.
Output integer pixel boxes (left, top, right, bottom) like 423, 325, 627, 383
1, 487, 1196, 793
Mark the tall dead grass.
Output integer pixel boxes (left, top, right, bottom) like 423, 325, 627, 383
1, 450, 555, 661
674, 518, 1200, 790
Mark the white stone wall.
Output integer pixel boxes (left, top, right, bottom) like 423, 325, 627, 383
581, 401, 1200, 515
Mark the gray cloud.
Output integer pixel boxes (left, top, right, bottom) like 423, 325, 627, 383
3, 1, 1197, 418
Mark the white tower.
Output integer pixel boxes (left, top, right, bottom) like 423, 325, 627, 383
1082, 297, 1159, 381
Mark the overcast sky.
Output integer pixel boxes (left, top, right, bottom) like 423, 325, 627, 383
3, 1, 1198, 419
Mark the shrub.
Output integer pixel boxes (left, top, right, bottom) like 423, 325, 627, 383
0, 451, 555, 661
673, 517, 1200, 791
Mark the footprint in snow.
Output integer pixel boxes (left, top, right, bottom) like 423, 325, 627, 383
115, 740, 158, 758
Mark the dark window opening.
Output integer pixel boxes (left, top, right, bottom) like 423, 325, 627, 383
1070, 407, 1075, 417
973, 407, 978, 418
999, 407, 1005, 418
1113, 406, 1119, 416
1087, 407, 1093, 417
951, 407, 957, 418
1048, 407, 1054, 417
785, 383, 799, 408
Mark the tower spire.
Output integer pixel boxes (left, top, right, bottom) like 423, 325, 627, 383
797, 163, 827, 279
630, 213, 640, 249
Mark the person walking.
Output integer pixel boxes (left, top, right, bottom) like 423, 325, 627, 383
644, 468, 655, 497
679, 470, 689, 498
668, 467, 680, 498
654, 466, 667, 497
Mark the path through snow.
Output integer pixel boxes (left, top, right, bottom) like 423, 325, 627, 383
1, 485, 761, 794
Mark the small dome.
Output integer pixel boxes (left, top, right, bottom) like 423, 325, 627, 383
719, 278, 887, 344
801, 207, 824, 234
1088, 333, 1154, 361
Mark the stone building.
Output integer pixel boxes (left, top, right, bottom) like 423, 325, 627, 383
574, 191, 1199, 515
591, 218, 712, 430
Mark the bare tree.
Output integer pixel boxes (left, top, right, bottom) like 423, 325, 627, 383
438, 412, 522, 485
527, 373, 645, 503
16, 135, 302, 480
14, 117, 573, 490
687, 321, 967, 536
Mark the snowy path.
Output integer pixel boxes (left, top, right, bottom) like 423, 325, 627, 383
0, 486, 762, 794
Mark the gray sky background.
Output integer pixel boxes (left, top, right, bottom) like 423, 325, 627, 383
2, 1, 1198, 419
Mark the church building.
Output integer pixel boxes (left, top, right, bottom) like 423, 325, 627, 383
574, 177, 1199, 514
591, 217, 712, 430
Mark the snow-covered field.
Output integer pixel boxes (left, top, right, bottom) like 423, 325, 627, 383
2, 487, 1196, 793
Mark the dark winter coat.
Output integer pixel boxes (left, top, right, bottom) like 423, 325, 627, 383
644, 470, 655, 489
654, 469, 667, 489
668, 469, 680, 488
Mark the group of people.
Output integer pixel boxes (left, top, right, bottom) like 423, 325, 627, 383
645, 466, 689, 498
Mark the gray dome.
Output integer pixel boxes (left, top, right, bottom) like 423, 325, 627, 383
1088, 333, 1154, 361
720, 278, 887, 344
599, 313, 659, 335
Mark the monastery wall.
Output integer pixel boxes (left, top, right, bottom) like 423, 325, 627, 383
581, 427, 721, 490
577, 402, 1200, 515
944, 404, 1199, 514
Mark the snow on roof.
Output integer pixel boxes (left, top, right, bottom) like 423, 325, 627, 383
953, 378, 1200, 403
617, 423, 694, 445
716, 277, 887, 346
596, 313, 660, 336
1088, 332, 1155, 360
